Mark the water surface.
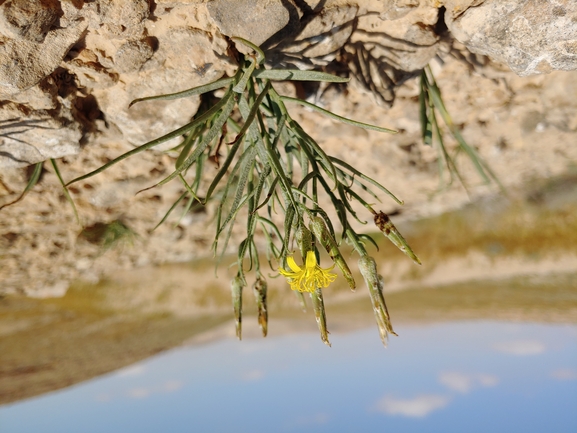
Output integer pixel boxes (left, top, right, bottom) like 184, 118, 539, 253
1, 318, 576, 433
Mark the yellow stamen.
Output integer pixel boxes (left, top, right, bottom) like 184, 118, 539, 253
279, 251, 337, 293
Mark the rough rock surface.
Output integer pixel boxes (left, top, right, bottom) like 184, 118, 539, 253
346, 2, 441, 105
0, 102, 83, 167
0, 19, 87, 97
0, 0, 61, 42
207, 0, 297, 48
447, 0, 577, 76
0, 0, 576, 296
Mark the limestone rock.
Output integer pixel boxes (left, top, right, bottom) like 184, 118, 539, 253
113, 39, 155, 73
94, 27, 229, 149
346, 2, 441, 105
0, 19, 88, 97
2, 76, 59, 110
99, 0, 150, 39
0, 102, 83, 168
276, 5, 358, 64
65, 49, 119, 89
377, 0, 421, 20
0, 0, 61, 42
446, 0, 577, 76
207, 0, 298, 48
441, 0, 486, 18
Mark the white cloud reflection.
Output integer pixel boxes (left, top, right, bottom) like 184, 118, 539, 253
116, 364, 147, 378
438, 372, 499, 393
550, 368, 577, 381
241, 369, 265, 382
162, 380, 184, 392
492, 340, 546, 356
373, 394, 451, 418
127, 387, 151, 399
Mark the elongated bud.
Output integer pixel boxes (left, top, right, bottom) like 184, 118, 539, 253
374, 211, 421, 265
309, 216, 356, 291
252, 277, 268, 337
295, 224, 313, 259
358, 255, 397, 347
310, 288, 331, 346
231, 275, 244, 340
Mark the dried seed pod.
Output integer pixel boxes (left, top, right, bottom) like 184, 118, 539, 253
231, 275, 244, 340
309, 216, 356, 291
252, 276, 268, 337
374, 211, 421, 265
358, 255, 397, 347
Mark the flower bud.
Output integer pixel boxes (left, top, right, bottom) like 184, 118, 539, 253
359, 255, 397, 347
374, 211, 421, 265
295, 223, 313, 259
231, 275, 244, 340
252, 277, 268, 337
310, 288, 331, 347
309, 216, 356, 291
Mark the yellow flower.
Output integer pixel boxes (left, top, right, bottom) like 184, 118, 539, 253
279, 251, 337, 293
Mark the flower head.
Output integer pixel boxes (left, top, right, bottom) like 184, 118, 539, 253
279, 251, 337, 293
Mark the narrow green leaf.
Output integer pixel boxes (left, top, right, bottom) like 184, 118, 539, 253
152, 191, 187, 230
67, 93, 232, 186
290, 119, 338, 191
343, 184, 376, 215
215, 147, 256, 238
281, 96, 397, 134
253, 69, 349, 83
358, 233, 380, 251
175, 130, 199, 170
255, 175, 279, 211
0, 162, 43, 210
128, 77, 234, 107
419, 71, 433, 146
157, 91, 237, 186
178, 174, 202, 202
337, 183, 366, 225
50, 159, 81, 226
231, 37, 265, 64
329, 156, 404, 205
203, 136, 244, 203
233, 58, 256, 93
230, 81, 271, 145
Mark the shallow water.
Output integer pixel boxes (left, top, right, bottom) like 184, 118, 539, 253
2, 178, 577, 431
1, 318, 576, 433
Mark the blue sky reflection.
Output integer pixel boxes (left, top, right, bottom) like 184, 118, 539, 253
1, 321, 576, 433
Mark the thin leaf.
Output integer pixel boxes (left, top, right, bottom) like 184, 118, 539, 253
203, 134, 244, 203
329, 157, 404, 205
233, 58, 256, 93
156, 91, 237, 186
419, 71, 433, 146
229, 81, 271, 145
231, 37, 265, 64
152, 191, 187, 230
128, 77, 234, 107
281, 96, 397, 134
253, 69, 349, 83
67, 93, 232, 186
0, 162, 42, 210
215, 147, 256, 238
50, 159, 81, 226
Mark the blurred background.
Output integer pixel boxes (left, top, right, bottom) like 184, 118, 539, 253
1, 1, 577, 432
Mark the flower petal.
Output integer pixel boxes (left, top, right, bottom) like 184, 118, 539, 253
286, 255, 302, 273
305, 251, 317, 269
